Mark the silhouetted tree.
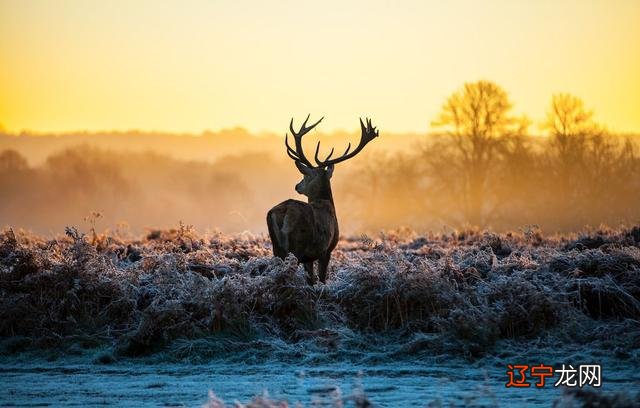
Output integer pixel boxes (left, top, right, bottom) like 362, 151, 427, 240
0, 149, 28, 173
543, 93, 601, 179
429, 80, 528, 226
541, 94, 599, 226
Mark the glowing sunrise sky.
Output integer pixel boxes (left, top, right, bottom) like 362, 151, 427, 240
0, 0, 639, 134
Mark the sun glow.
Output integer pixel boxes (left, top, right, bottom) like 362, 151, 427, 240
1, 0, 639, 134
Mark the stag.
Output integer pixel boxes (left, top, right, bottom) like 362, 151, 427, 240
267, 115, 379, 284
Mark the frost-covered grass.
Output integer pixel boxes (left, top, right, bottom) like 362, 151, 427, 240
201, 387, 640, 408
202, 388, 373, 408
1, 225, 639, 361
202, 387, 640, 408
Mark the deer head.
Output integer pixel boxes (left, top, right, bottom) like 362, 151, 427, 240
286, 115, 379, 200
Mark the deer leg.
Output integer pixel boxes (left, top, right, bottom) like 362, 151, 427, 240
318, 253, 331, 283
304, 262, 315, 285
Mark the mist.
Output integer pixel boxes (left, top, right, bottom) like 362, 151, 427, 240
2, 131, 638, 236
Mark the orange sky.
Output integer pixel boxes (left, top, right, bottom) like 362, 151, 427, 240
1, 0, 639, 134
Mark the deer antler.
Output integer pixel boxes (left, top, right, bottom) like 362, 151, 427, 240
285, 114, 324, 167
314, 118, 379, 167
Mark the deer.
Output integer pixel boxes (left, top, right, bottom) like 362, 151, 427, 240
267, 115, 379, 284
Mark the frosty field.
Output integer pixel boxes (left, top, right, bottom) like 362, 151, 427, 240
1, 353, 638, 407
1, 226, 639, 406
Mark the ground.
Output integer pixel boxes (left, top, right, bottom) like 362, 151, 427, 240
1, 226, 639, 406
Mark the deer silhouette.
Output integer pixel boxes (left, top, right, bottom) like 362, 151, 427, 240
267, 115, 379, 284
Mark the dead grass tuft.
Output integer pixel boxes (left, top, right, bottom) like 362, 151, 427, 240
1, 225, 639, 357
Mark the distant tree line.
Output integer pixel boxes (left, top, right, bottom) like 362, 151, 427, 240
337, 80, 640, 232
0, 147, 286, 234
1, 80, 638, 234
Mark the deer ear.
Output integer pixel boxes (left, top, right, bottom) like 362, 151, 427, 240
326, 163, 335, 178
295, 161, 311, 175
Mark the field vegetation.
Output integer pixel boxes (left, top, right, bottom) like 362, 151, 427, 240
1, 225, 638, 363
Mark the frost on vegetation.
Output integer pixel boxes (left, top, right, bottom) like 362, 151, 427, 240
0, 225, 639, 358
201, 387, 372, 408
199, 386, 640, 408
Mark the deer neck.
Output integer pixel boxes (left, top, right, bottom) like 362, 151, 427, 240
307, 179, 335, 207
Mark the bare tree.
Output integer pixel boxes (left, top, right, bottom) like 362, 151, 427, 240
541, 94, 599, 226
542, 93, 602, 178
539, 93, 640, 227
429, 80, 527, 227
0, 149, 28, 173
